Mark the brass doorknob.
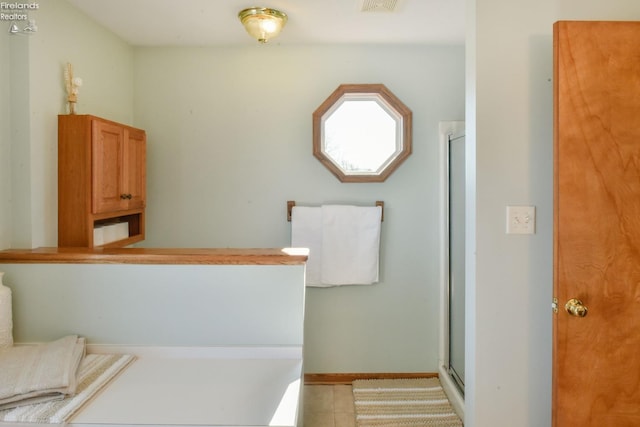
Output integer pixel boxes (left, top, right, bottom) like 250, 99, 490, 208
565, 298, 588, 317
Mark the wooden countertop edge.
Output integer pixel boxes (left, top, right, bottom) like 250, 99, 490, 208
0, 247, 309, 265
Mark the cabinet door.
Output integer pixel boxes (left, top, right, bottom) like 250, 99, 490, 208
92, 120, 125, 214
124, 128, 146, 209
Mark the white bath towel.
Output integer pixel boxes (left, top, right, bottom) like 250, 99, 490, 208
321, 205, 382, 286
291, 205, 382, 286
291, 206, 323, 285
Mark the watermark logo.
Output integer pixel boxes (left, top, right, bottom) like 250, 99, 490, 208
2, 2, 39, 35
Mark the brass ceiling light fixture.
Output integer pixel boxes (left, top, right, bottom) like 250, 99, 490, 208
238, 7, 288, 43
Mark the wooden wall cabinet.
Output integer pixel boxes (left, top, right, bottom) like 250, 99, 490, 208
58, 115, 146, 247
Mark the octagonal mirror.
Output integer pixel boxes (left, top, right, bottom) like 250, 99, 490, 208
313, 84, 412, 182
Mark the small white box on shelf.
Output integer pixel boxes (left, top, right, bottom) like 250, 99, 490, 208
102, 223, 117, 244
93, 226, 104, 246
114, 222, 129, 241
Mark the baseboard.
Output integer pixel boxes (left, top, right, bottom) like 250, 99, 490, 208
304, 372, 438, 385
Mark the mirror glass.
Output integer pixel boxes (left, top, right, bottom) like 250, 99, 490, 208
313, 84, 412, 182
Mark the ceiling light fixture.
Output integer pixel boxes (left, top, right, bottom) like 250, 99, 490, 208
238, 7, 287, 43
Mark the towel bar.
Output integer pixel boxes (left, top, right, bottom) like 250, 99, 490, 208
287, 200, 384, 222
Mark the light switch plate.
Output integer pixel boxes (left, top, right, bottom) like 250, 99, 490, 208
506, 205, 535, 234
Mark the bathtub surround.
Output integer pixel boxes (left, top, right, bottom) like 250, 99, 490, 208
291, 205, 382, 286
0, 247, 307, 427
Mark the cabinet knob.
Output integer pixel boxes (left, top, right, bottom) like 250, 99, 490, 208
120, 194, 133, 200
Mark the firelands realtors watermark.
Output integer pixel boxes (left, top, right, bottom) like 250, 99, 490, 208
2, 2, 39, 34
1, 2, 38, 21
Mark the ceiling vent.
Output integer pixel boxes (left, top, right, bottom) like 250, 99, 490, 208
359, 0, 400, 13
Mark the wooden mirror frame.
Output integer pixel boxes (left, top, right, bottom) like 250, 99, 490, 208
312, 84, 412, 183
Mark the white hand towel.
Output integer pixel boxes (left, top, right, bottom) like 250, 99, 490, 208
321, 205, 382, 286
290, 206, 323, 286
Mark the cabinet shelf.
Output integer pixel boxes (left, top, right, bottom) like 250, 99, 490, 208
92, 210, 145, 248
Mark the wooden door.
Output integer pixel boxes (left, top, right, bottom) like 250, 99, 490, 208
553, 21, 640, 427
92, 119, 125, 214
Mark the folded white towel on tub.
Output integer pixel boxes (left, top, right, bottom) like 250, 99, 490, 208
0, 335, 86, 410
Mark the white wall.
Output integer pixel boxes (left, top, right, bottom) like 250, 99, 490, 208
467, 1, 556, 425
468, 1, 640, 426
134, 45, 465, 373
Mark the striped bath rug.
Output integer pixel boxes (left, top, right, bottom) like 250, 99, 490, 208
0, 353, 135, 424
352, 377, 463, 426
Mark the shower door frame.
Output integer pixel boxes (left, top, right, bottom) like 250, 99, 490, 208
438, 121, 466, 420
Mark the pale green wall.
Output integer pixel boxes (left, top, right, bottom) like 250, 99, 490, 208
0, 28, 9, 249
1, 0, 134, 248
6, 28, 31, 248
1, 1, 465, 375
134, 45, 464, 373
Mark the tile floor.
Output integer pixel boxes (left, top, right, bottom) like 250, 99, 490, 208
303, 384, 356, 427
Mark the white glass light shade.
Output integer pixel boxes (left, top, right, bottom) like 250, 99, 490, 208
238, 7, 287, 43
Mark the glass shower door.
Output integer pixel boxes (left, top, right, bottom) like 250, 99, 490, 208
448, 133, 465, 393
